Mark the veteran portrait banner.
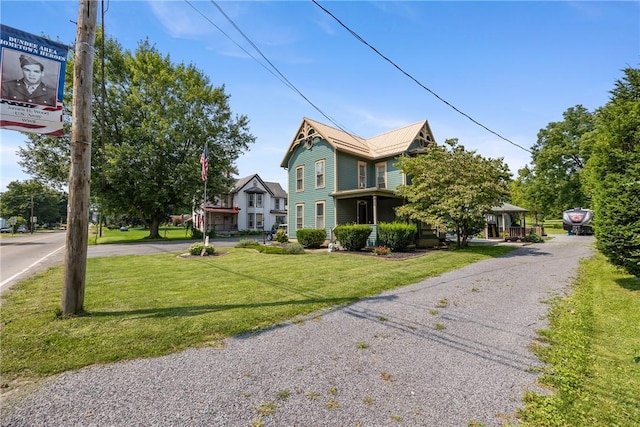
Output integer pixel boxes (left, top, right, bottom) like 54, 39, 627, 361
0, 24, 70, 136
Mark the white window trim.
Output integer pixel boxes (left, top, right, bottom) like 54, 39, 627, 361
295, 203, 304, 230
315, 201, 325, 230
376, 162, 387, 189
315, 159, 325, 189
296, 166, 304, 192
358, 161, 367, 189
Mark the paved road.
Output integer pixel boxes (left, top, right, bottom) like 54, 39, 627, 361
2, 234, 595, 426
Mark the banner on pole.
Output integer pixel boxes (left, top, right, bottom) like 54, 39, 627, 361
0, 24, 70, 136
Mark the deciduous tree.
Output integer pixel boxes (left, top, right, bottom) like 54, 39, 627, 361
395, 139, 510, 247
18, 32, 254, 238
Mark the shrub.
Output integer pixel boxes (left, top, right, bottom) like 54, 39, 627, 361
236, 239, 261, 248
377, 222, 417, 251
334, 224, 372, 251
296, 228, 326, 248
189, 243, 214, 256
282, 242, 305, 254
524, 233, 544, 243
275, 228, 289, 243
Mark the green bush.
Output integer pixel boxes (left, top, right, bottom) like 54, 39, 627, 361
275, 228, 289, 243
188, 243, 214, 256
524, 233, 544, 243
190, 228, 215, 239
282, 242, 305, 254
334, 224, 372, 251
377, 222, 417, 251
236, 239, 261, 248
296, 228, 327, 248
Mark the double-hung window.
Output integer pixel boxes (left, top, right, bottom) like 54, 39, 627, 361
315, 160, 325, 188
376, 163, 386, 189
315, 201, 325, 229
296, 166, 304, 192
358, 161, 367, 189
296, 204, 304, 230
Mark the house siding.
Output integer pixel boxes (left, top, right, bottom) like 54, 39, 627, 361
287, 139, 336, 238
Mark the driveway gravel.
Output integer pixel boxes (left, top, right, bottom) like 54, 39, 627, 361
1, 234, 594, 426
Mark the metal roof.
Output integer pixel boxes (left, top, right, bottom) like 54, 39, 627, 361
281, 117, 436, 167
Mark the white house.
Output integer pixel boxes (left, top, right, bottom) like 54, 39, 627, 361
195, 174, 287, 234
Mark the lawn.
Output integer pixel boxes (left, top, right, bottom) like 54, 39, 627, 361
0, 245, 512, 384
88, 225, 197, 244
518, 254, 640, 426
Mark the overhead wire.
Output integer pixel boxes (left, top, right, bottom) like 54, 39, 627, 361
184, 0, 295, 93
185, 0, 358, 139
208, 0, 358, 138
311, 0, 532, 154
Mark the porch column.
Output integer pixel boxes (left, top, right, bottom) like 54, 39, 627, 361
373, 195, 378, 225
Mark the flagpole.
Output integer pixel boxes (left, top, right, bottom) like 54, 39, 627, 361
201, 144, 208, 246
203, 179, 207, 245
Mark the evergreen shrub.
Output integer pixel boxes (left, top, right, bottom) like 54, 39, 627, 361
377, 222, 417, 251
296, 228, 326, 248
334, 224, 372, 251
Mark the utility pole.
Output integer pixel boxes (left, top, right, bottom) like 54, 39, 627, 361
61, 0, 97, 315
30, 194, 34, 233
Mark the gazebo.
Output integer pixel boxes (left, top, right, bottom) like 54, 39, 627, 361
484, 203, 529, 240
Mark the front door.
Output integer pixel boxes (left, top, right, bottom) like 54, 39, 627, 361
357, 200, 369, 224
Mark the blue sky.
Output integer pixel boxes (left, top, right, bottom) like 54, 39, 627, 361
1, 1, 638, 192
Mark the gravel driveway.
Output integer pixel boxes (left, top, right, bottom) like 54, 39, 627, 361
2, 234, 594, 427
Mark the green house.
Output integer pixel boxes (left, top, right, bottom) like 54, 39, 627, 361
280, 117, 440, 247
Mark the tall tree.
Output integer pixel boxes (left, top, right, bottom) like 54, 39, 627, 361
18, 32, 254, 238
583, 67, 640, 277
395, 139, 511, 247
525, 105, 594, 217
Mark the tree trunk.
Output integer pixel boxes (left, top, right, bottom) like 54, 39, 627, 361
148, 216, 162, 239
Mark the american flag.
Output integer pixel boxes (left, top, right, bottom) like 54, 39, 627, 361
200, 146, 208, 181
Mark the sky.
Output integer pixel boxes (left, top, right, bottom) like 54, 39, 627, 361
1, 0, 638, 193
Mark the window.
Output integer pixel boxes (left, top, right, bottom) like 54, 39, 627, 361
248, 213, 255, 228
376, 162, 386, 189
248, 194, 254, 208
256, 194, 263, 208
275, 198, 281, 210
296, 166, 304, 192
315, 202, 325, 230
358, 161, 367, 189
315, 160, 325, 188
256, 213, 263, 229
276, 215, 286, 225
296, 204, 304, 230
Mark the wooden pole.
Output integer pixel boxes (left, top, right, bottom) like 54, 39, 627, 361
61, 0, 97, 315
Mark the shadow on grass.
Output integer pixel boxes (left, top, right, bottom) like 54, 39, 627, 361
616, 276, 640, 292
85, 296, 367, 319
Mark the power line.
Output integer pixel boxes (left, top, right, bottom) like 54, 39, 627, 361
185, 0, 358, 139
311, 0, 532, 155
208, 0, 359, 138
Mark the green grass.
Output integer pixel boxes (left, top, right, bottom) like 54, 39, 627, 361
88, 225, 197, 244
0, 246, 512, 384
518, 254, 640, 426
